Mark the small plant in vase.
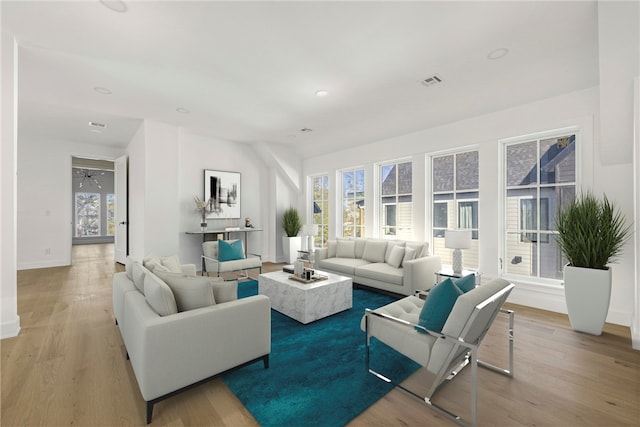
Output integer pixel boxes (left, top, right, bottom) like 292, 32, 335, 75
194, 196, 213, 230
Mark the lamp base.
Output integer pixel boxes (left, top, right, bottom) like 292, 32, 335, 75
452, 249, 463, 275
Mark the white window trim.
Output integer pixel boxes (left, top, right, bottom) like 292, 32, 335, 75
498, 126, 581, 287
308, 174, 329, 245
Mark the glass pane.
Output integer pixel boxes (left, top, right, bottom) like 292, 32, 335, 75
505, 231, 535, 276
342, 171, 354, 198
433, 155, 454, 192
381, 164, 396, 196
506, 141, 537, 186
398, 195, 412, 203
342, 199, 355, 224
539, 233, 564, 280
506, 188, 537, 230
456, 151, 479, 190
456, 191, 479, 200
355, 226, 364, 238
381, 196, 396, 204
540, 135, 576, 184
458, 201, 478, 229
384, 205, 396, 227
343, 225, 354, 238
355, 169, 365, 197
107, 194, 116, 235
398, 162, 412, 194
75, 193, 100, 237
434, 193, 454, 201
433, 203, 448, 228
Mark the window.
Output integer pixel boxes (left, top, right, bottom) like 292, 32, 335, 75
379, 161, 412, 239
341, 169, 365, 238
312, 175, 329, 247
502, 131, 577, 281
431, 150, 479, 269
75, 193, 101, 237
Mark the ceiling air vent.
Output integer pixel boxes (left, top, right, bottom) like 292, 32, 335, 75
420, 74, 443, 87
88, 121, 107, 129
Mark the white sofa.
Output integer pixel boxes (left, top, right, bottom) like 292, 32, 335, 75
113, 256, 271, 423
315, 238, 442, 296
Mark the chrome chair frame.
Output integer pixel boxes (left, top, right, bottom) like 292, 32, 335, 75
365, 284, 514, 427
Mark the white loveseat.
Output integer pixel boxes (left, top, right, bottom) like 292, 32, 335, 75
113, 256, 271, 423
315, 238, 442, 296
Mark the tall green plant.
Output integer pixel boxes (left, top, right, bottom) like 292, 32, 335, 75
282, 207, 302, 237
555, 192, 631, 270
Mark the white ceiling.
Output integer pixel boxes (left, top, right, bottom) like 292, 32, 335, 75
2, 1, 600, 158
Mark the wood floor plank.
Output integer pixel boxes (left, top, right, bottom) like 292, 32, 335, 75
2, 244, 638, 426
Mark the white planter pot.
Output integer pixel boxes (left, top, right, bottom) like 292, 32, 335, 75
282, 236, 301, 264
563, 265, 612, 336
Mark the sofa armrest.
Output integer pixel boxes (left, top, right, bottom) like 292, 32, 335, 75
403, 255, 442, 293
124, 293, 271, 401
315, 247, 328, 260
180, 263, 197, 277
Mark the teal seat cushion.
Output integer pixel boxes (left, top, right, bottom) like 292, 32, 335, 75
218, 240, 245, 262
454, 274, 476, 293
417, 278, 463, 333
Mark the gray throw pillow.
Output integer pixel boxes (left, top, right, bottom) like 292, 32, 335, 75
209, 278, 238, 303
154, 271, 216, 312
387, 245, 405, 268
144, 272, 178, 316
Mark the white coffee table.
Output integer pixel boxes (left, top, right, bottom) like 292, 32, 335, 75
258, 270, 353, 324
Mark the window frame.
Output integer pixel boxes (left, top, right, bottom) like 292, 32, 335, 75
310, 174, 329, 248
340, 168, 365, 238
376, 159, 413, 239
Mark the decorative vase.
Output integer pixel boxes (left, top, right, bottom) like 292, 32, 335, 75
282, 236, 301, 264
563, 265, 612, 335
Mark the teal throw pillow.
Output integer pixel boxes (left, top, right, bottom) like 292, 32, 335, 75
417, 278, 463, 333
454, 274, 476, 293
218, 240, 245, 262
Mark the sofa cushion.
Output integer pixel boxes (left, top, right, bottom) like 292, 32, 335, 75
354, 239, 367, 259
210, 278, 238, 303
218, 239, 245, 261
125, 256, 135, 281
317, 257, 369, 276
356, 262, 404, 285
362, 240, 387, 263
132, 262, 149, 294
154, 271, 216, 312
144, 272, 178, 316
143, 255, 183, 274
406, 242, 427, 258
336, 240, 356, 258
327, 241, 337, 258
387, 245, 405, 268
385, 241, 405, 263
417, 278, 463, 333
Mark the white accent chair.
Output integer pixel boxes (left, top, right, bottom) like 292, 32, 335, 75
363, 278, 515, 427
202, 240, 262, 279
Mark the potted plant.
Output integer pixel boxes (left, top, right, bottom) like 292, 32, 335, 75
282, 207, 302, 264
555, 192, 631, 335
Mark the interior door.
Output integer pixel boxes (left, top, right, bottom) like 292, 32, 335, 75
114, 155, 128, 264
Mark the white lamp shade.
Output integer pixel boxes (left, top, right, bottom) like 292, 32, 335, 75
302, 224, 319, 236
444, 229, 472, 249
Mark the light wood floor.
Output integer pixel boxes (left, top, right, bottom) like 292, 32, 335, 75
2, 244, 638, 426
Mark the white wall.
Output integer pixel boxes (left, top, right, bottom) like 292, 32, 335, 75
1, 32, 20, 338
303, 86, 636, 329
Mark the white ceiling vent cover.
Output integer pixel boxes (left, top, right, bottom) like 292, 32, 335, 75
420, 74, 443, 87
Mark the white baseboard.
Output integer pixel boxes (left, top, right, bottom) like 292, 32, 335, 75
17, 259, 69, 270
1, 316, 21, 339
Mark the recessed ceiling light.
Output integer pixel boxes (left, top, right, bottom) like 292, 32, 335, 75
315, 90, 329, 97
487, 48, 509, 60
176, 107, 190, 114
94, 86, 112, 95
300, 128, 313, 133
99, 0, 128, 13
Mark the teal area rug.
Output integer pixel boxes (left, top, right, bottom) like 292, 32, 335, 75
227, 280, 419, 427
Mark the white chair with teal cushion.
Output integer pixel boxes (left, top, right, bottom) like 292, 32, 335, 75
202, 239, 262, 279
363, 277, 515, 427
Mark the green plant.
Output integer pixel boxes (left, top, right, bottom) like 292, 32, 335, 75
282, 207, 302, 237
555, 192, 631, 270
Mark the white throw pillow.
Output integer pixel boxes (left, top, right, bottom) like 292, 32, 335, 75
405, 242, 426, 258
387, 245, 405, 268
125, 256, 136, 281
144, 272, 178, 316
161, 255, 182, 273
132, 262, 149, 294
362, 240, 387, 263
209, 278, 238, 303
385, 241, 405, 262
402, 247, 417, 266
154, 271, 216, 312
336, 240, 356, 258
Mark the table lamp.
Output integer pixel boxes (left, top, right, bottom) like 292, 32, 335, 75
302, 224, 319, 251
445, 229, 472, 274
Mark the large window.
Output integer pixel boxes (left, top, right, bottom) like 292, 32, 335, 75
312, 175, 329, 247
341, 169, 365, 238
502, 131, 577, 281
431, 150, 479, 269
379, 161, 412, 239
75, 193, 101, 237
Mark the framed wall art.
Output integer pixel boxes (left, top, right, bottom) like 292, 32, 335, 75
204, 170, 241, 219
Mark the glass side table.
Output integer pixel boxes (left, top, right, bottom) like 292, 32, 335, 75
435, 268, 482, 285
